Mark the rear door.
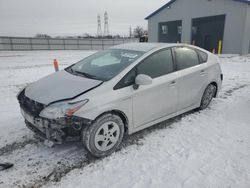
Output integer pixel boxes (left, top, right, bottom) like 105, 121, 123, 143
174, 47, 207, 111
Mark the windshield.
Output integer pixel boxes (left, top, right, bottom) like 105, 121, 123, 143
66, 49, 144, 81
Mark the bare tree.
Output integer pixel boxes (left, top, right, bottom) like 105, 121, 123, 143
133, 26, 145, 38
34, 33, 51, 38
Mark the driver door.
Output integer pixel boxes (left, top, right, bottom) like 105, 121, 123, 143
132, 48, 178, 128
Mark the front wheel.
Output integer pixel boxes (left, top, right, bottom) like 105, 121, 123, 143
83, 114, 124, 157
200, 84, 217, 110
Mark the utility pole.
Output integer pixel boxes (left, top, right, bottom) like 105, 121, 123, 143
97, 14, 102, 37
129, 26, 133, 38
104, 11, 110, 36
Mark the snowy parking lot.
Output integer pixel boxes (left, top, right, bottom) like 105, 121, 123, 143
0, 51, 249, 188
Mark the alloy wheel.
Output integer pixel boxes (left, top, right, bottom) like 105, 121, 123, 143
94, 121, 120, 151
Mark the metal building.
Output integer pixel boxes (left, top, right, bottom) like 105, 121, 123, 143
145, 0, 250, 54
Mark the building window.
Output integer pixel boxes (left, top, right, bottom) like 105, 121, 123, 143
161, 25, 168, 34
192, 26, 197, 35
178, 26, 182, 34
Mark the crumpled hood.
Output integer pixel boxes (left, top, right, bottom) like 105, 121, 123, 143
25, 70, 102, 105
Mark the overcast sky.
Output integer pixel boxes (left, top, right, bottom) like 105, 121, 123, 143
0, 0, 168, 37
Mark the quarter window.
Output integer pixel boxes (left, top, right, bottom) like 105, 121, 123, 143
137, 48, 174, 78
196, 49, 208, 63
175, 47, 200, 70
114, 69, 136, 90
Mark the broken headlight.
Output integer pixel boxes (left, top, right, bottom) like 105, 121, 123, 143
39, 99, 89, 119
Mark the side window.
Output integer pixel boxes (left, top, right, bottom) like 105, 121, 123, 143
175, 47, 200, 70
137, 48, 174, 78
114, 48, 174, 90
196, 49, 208, 63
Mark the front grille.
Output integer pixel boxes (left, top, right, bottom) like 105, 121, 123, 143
17, 90, 45, 117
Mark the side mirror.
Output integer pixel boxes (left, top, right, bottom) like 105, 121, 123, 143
134, 74, 152, 89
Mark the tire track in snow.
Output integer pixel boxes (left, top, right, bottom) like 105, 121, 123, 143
0, 143, 87, 188
219, 84, 250, 99
0, 138, 38, 156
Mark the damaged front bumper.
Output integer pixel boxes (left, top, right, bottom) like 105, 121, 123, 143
21, 108, 92, 146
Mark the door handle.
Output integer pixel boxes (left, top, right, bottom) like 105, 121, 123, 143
170, 81, 176, 86
200, 70, 206, 75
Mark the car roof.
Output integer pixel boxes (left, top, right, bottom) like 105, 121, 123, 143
111, 43, 178, 52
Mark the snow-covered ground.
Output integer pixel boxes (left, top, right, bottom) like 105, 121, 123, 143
0, 51, 249, 188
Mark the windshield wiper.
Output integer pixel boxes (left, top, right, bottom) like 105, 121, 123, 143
74, 70, 99, 80
66, 67, 103, 81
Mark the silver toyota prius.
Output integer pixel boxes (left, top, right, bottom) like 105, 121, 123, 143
17, 43, 223, 157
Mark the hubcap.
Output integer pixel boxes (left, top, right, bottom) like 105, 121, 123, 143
94, 121, 120, 151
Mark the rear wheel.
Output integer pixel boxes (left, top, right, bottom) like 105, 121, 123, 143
83, 114, 124, 157
200, 84, 217, 110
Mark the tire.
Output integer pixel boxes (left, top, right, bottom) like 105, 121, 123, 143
200, 84, 217, 110
83, 114, 124, 157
